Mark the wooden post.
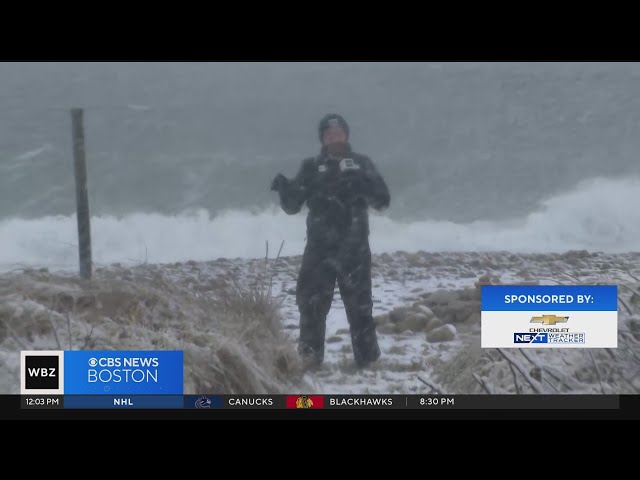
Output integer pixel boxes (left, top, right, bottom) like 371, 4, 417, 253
71, 108, 92, 280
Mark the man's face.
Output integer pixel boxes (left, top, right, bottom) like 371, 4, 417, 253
322, 126, 348, 146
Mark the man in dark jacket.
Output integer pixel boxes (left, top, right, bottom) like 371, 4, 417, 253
271, 114, 390, 369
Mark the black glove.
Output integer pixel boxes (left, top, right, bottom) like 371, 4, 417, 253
271, 173, 288, 192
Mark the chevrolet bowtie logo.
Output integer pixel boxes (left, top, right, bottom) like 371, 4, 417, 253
530, 315, 569, 325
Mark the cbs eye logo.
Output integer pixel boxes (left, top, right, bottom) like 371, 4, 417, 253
88, 358, 98, 367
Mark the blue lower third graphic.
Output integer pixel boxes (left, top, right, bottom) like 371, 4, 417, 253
64, 351, 184, 395
64, 395, 184, 409
514, 333, 548, 344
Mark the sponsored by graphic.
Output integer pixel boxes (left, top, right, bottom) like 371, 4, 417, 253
481, 286, 618, 348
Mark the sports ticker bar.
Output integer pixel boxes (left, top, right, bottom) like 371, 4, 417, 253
19, 394, 620, 410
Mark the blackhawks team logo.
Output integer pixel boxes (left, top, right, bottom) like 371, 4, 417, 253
296, 395, 313, 408
286, 394, 323, 408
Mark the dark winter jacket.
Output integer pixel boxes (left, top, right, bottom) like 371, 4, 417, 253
276, 143, 390, 245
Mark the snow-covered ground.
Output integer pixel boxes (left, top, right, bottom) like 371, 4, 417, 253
280, 250, 640, 394
1, 250, 639, 395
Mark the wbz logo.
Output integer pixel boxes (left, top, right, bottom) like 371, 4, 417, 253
21, 351, 64, 394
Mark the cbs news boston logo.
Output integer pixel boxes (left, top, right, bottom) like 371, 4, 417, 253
21, 350, 183, 395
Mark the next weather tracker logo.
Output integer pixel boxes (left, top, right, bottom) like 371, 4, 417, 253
514, 315, 586, 344
514, 332, 586, 344
21, 351, 65, 394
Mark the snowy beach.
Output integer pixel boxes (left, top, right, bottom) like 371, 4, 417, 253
2, 250, 638, 395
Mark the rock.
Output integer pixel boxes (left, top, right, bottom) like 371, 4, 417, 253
406, 253, 423, 267
474, 274, 493, 288
425, 317, 443, 332
468, 259, 482, 268
377, 323, 397, 334
466, 311, 481, 324
517, 269, 533, 279
335, 328, 350, 335
398, 313, 429, 332
326, 336, 342, 344
564, 257, 584, 267
424, 289, 457, 305
414, 304, 435, 318
389, 307, 412, 324
432, 301, 479, 325
561, 249, 590, 260
427, 324, 457, 343
458, 288, 481, 301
